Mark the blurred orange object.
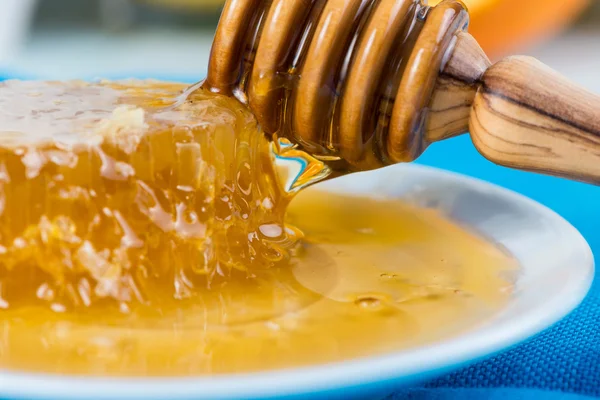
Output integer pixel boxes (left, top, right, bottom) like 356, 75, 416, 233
431, 0, 589, 59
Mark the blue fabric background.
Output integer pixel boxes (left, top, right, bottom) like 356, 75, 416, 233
397, 135, 600, 399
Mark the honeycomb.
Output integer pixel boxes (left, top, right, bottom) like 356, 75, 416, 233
0, 79, 298, 312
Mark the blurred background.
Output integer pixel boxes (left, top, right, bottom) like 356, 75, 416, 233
0, 0, 597, 92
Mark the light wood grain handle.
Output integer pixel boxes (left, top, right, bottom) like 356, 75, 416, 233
469, 56, 600, 184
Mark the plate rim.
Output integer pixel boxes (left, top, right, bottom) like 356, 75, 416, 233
0, 164, 594, 400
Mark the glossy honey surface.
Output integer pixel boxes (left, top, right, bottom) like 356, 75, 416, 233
0, 192, 515, 376
0, 80, 300, 312
0, 81, 515, 377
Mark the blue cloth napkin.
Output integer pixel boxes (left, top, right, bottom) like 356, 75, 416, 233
394, 135, 600, 398
390, 388, 597, 399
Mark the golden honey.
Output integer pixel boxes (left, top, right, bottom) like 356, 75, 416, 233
0, 79, 299, 312
0, 189, 515, 376
0, 80, 516, 376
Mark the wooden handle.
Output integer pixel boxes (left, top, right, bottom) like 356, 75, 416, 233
204, 0, 600, 183
469, 56, 600, 184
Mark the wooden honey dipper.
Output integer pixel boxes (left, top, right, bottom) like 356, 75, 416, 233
203, 0, 600, 183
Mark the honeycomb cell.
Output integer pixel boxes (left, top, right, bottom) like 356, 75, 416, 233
0, 79, 297, 312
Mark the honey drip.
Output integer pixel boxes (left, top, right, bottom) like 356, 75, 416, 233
206, 0, 469, 171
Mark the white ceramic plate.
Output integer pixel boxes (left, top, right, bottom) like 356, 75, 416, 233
0, 164, 594, 400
